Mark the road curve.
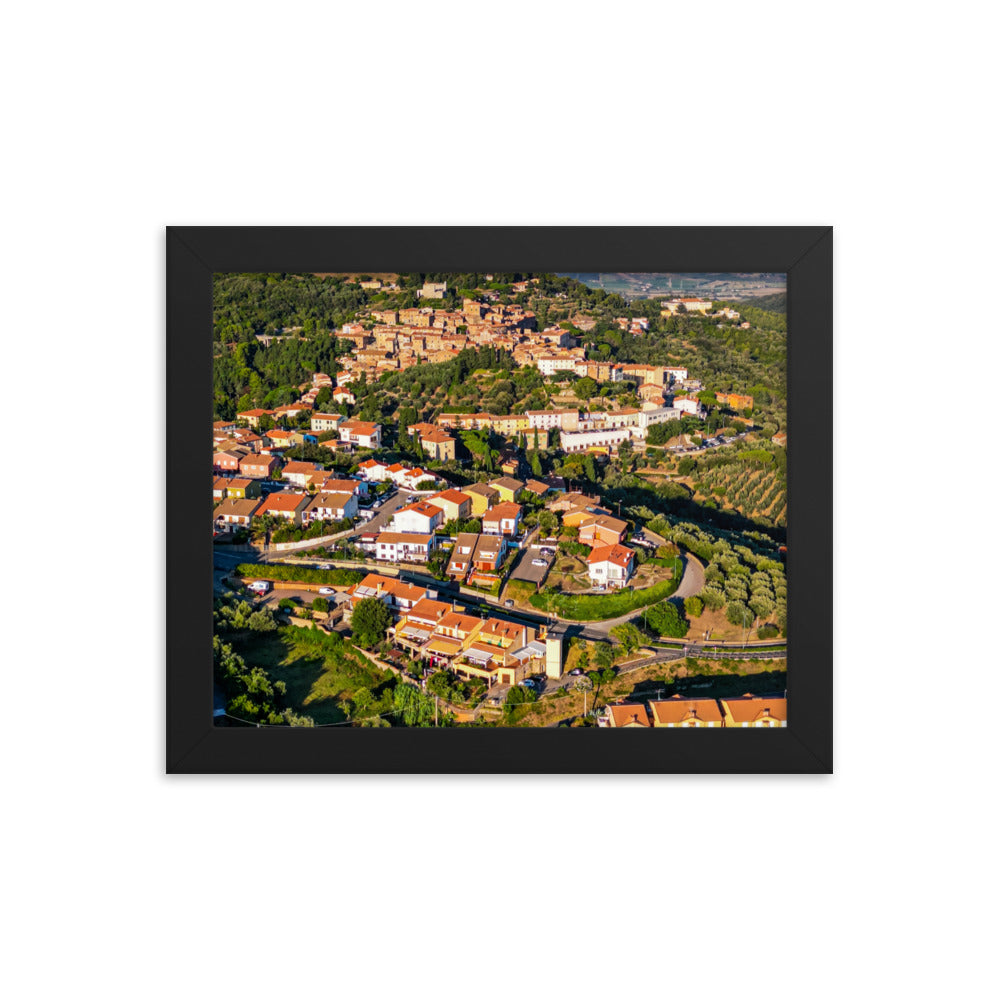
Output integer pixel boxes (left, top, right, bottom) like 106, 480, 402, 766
673, 552, 705, 600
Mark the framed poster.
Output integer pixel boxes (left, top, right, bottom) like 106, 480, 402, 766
167, 226, 831, 773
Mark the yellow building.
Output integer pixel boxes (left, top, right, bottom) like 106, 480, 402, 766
463, 483, 500, 515
649, 697, 723, 728
430, 489, 473, 523
489, 477, 525, 503
720, 696, 787, 728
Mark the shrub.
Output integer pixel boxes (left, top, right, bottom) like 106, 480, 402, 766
684, 595, 704, 618
757, 623, 780, 640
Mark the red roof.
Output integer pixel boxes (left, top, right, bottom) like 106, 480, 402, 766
587, 543, 634, 568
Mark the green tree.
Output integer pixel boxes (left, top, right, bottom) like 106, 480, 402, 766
644, 600, 687, 638
574, 377, 598, 400
725, 600, 751, 628
312, 597, 330, 612
683, 595, 704, 618
351, 597, 392, 649
610, 622, 643, 656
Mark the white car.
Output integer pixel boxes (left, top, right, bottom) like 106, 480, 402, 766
531, 558, 547, 567
318, 587, 335, 595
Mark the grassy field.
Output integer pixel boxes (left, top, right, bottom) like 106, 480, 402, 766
228, 628, 389, 725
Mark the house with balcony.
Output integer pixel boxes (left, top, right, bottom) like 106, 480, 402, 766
392, 598, 453, 655
374, 532, 436, 564
303, 491, 358, 524
338, 419, 382, 450
587, 543, 636, 590
357, 458, 391, 482
392, 501, 445, 535
482, 502, 522, 537
446, 533, 479, 581
345, 574, 430, 613
256, 491, 309, 526
281, 461, 323, 488
213, 497, 262, 533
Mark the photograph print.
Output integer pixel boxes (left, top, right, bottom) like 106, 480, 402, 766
211, 270, 788, 730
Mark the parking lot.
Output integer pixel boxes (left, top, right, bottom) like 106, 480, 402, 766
509, 544, 556, 587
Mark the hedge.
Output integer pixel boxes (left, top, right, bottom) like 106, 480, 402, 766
237, 564, 363, 586
529, 575, 682, 621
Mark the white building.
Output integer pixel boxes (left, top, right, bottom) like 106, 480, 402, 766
526, 409, 579, 431
560, 428, 632, 453
391, 501, 445, 534
586, 543, 636, 590
338, 420, 382, 449
374, 532, 437, 563
303, 491, 359, 524
536, 355, 580, 376
357, 459, 390, 481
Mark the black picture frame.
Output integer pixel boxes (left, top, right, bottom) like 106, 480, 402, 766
167, 226, 832, 774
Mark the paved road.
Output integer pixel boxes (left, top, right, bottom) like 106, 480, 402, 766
673, 552, 705, 600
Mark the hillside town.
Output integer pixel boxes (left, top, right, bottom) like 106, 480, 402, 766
212, 272, 788, 728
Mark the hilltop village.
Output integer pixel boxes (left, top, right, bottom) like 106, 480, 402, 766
212, 272, 788, 728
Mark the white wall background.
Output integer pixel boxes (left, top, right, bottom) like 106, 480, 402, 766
3, 3, 992, 998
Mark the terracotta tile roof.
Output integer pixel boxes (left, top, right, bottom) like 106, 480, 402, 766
484, 502, 522, 521
282, 461, 320, 475
341, 419, 379, 435
490, 476, 525, 492
398, 501, 444, 519
722, 696, 788, 724
479, 618, 525, 642
437, 612, 482, 633
214, 497, 263, 519
464, 483, 499, 498
649, 697, 723, 725
322, 478, 362, 493
258, 492, 308, 513
305, 491, 354, 512
587, 543, 634, 568
375, 532, 432, 545
608, 703, 650, 727
406, 598, 452, 622
433, 489, 472, 506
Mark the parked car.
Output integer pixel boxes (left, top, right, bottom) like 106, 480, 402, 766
318, 587, 335, 595
570, 668, 584, 676
319, 564, 332, 570
531, 558, 547, 567
519, 679, 536, 689
504, 599, 515, 607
